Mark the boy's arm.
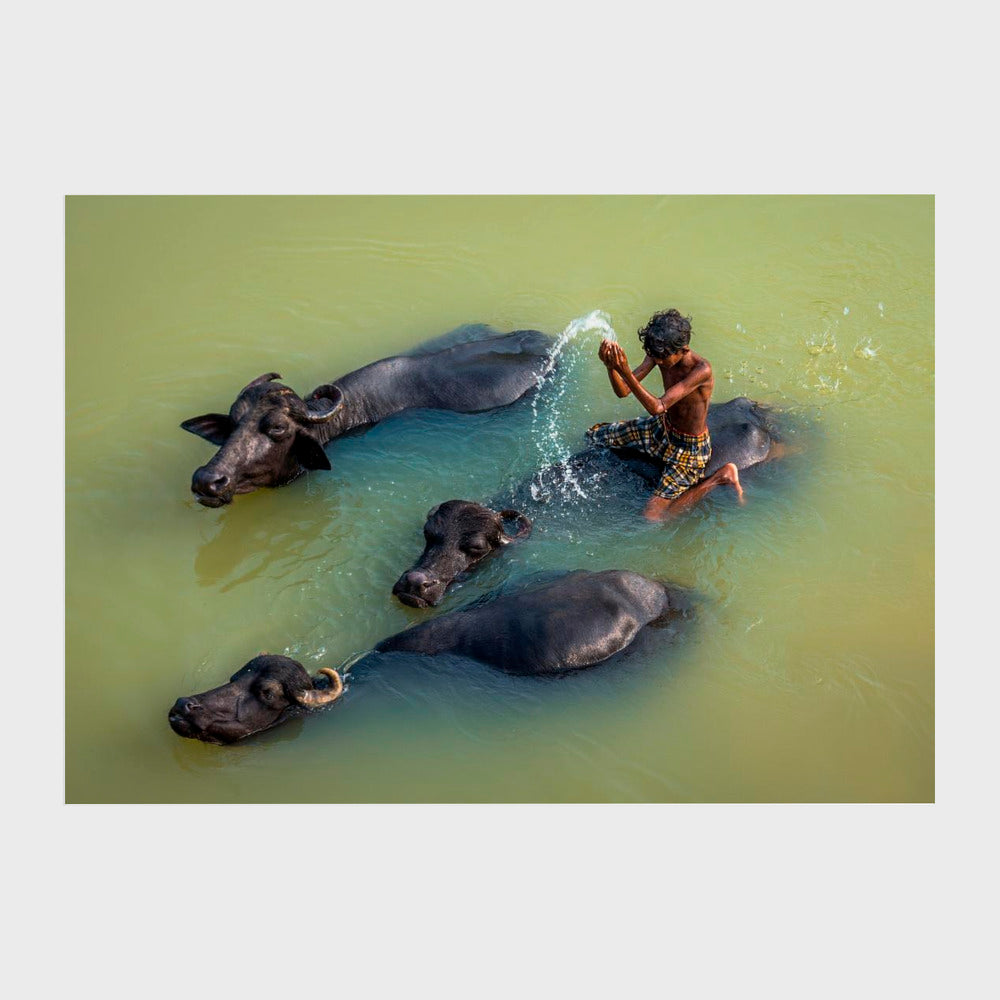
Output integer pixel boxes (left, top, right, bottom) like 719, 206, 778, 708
600, 340, 654, 397
607, 343, 710, 416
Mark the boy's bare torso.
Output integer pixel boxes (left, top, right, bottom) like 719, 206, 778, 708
650, 350, 714, 436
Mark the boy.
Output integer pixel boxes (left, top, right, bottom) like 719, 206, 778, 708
587, 309, 742, 521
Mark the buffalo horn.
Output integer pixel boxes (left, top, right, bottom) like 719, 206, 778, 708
498, 509, 532, 544
240, 372, 283, 394
294, 668, 344, 708
301, 386, 345, 423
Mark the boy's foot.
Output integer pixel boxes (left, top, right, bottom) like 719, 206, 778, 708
719, 462, 744, 503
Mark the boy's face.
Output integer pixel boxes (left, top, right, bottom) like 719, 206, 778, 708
652, 349, 687, 367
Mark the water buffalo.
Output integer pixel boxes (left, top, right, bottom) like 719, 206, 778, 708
168, 569, 689, 744
392, 500, 532, 608
504, 396, 788, 511
181, 328, 553, 507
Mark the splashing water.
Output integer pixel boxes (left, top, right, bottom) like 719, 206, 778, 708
806, 330, 838, 356
528, 310, 620, 498
536, 308, 617, 382
813, 375, 841, 393
854, 337, 880, 360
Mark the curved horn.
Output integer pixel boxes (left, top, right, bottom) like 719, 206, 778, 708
240, 372, 283, 394
498, 509, 532, 544
302, 384, 345, 423
294, 668, 344, 708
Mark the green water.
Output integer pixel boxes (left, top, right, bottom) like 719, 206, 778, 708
65, 195, 933, 802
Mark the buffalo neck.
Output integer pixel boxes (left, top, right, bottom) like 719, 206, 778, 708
307, 357, 416, 444
307, 397, 366, 445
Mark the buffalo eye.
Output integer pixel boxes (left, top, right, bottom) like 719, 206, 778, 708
463, 535, 491, 556
263, 420, 291, 441
257, 681, 284, 705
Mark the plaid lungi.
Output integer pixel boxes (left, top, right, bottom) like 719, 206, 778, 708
586, 415, 712, 500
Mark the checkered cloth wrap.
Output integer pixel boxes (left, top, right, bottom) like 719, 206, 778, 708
586, 416, 712, 500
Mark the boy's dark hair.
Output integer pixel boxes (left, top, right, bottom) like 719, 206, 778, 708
638, 309, 692, 359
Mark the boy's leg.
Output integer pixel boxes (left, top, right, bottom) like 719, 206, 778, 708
586, 417, 653, 453
643, 464, 744, 522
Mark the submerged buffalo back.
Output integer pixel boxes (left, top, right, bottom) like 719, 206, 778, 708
324, 329, 552, 423
379, 569, 675, 675
702, 396, 779, 475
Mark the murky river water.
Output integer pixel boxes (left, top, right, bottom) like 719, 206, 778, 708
65, 196, 933, 802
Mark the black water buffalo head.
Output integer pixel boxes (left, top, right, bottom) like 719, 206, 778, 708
168, 654, 344, 744
392, 500, 532, 608
181, 373, 345, 507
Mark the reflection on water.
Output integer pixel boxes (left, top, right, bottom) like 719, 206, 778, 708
66, 195, 934, 803
193, 487, 354, 589
170, 716, 308, 773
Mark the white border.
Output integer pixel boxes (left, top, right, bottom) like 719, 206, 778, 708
8, 1, 992, 995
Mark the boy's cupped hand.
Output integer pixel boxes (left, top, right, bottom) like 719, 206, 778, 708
599, 340, 629, 373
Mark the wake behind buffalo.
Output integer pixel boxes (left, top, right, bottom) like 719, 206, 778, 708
171, 311, 799, 745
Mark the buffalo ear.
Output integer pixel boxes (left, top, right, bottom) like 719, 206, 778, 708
180, 414, 234, 445
292, 432, 332, 471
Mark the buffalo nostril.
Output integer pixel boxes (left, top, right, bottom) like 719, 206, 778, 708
192, 468, 230, 496
402, 572, 437, 594
174, 697, 201, 717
